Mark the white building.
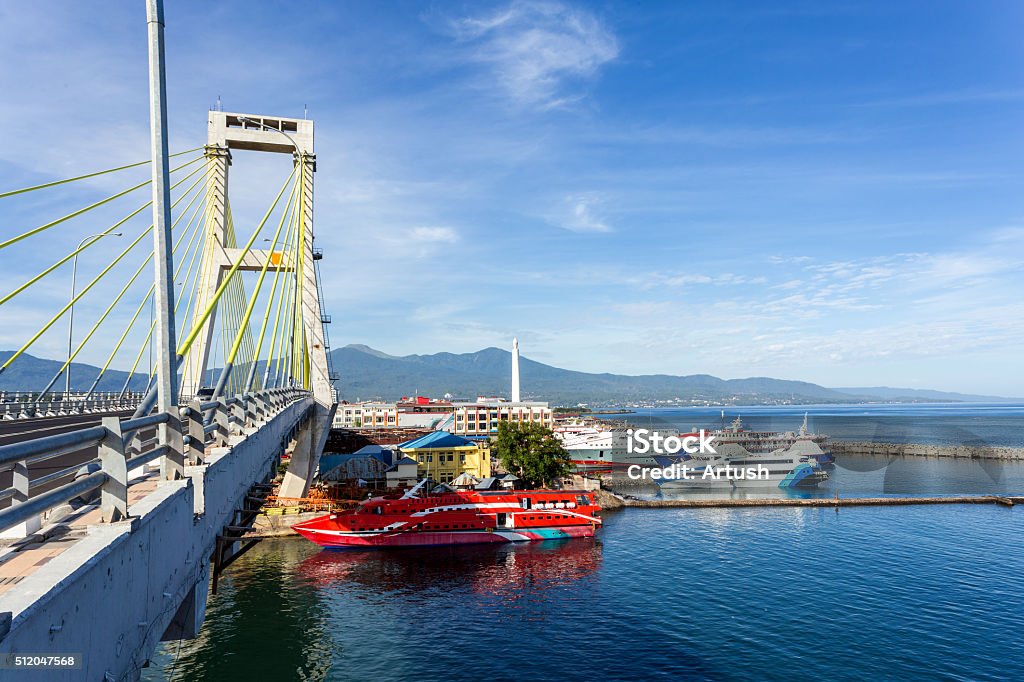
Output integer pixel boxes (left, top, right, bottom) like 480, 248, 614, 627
333, 402, 397, 428
452, 399, 553, 436
333, 398, 454, 429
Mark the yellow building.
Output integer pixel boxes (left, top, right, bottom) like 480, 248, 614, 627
397, 431, 492, 483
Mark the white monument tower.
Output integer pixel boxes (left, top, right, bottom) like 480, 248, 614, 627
511, 337, 521, 402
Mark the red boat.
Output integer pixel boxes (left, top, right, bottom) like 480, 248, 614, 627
292, 481, 603, 549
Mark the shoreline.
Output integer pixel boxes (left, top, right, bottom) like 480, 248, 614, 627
594, 489, 1021, 510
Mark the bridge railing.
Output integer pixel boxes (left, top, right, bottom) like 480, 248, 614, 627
0, 392, 146, 421
0, 387, 308, 536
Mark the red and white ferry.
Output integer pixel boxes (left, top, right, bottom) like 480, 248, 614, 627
293, 480, 602, 549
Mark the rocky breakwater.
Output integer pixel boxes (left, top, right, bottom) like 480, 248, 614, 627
832, 440, 1024, 460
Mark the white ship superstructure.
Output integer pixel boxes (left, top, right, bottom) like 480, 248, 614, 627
553, 421, 631, 471
698, 414, 833, 463
652, 440, 829, 490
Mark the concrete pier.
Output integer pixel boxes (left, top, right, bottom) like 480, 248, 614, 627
595, 489, 1021, 510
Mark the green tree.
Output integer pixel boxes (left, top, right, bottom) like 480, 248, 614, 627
493, 421, 572, 488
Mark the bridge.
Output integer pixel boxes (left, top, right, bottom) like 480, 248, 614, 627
0, 2, 338, 678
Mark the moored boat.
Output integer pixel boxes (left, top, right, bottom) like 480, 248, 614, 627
702, 414, 835, 464
650, 441, 829, 490
293, 480, 603, 549
554, 413, 834, 473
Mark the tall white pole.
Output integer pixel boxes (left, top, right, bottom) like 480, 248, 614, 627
146, 0, 181, 478
512, 337, 521, 402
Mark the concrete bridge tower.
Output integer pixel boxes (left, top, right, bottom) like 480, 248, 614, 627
181, 111, 336, 496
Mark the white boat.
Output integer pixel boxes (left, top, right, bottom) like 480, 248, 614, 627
553, 421, 631, 471
699, 414, 834, 464
651, 440, 829, 490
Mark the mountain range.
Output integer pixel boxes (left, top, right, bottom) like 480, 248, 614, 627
1, 345, 1014, 405
0, 351, 150, 394
327, 344, 1013, 405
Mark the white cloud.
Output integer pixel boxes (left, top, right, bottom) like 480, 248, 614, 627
449, 0, 619, 109
354, 224, 462, 262
409, 226, 459, 244
556, 193, 612, 233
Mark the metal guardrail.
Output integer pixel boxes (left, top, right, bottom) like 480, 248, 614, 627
0, 391, 146, 421
0, 387, 307, 536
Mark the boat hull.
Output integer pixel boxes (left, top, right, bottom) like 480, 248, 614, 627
294, 523, 597, 549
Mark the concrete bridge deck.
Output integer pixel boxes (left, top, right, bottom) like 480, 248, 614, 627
0, 473, 162, 598
0, 391, 319, 681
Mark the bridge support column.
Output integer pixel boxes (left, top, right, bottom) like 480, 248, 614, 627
180, 145, 230, 400
295, 151, 332, 404
275, 150, 336, 499
278, 402, 333, 498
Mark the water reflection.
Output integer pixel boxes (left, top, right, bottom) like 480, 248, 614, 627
298, 538, 603, 599
145, 539, 333, 682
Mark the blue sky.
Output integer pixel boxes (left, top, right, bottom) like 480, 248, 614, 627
1, 1, 1023, 395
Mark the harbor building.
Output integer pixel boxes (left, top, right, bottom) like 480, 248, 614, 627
317, 445, 396, 482
333, 396, 453, 429
397, 431, 493, 483
385, 456, 420, 488
334, 401, 398, 428
452, 399, 554, 436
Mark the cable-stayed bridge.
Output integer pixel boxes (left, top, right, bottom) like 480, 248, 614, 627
0, 5, 338, 678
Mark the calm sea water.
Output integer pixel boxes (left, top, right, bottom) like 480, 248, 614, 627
144, 404, 1024, 681
607, 402, 1024, 447
146, 504, 1024, 681
623, 453, 1024, 502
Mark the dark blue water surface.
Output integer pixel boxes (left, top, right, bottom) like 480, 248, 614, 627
607, 403, 1024, 447
147, 503, 1024, 681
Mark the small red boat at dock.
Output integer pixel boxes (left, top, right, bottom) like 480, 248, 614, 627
293, 480, 602, 549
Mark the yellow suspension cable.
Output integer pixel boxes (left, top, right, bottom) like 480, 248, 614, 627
268, 233, 296, 387
176, 181, 226, 388
293, 161, 309, 386
0, 161, 211, 307
0, 155, 204, 250
128, 185, 213, 378
0, 147, 203, 200
73, 175, 209, 376
176, 166, 297, 357
225, 174, 299, 364
119, 192, 215, 397
50, 249, 154, 390
87, 173, 212, 391
251, 182, 300, 391
175, 199, 219, 385
0, 164, 213, 374
243, 180, 300, 391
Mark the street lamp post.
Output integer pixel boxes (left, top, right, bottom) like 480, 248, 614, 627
66, 232, 122, 397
